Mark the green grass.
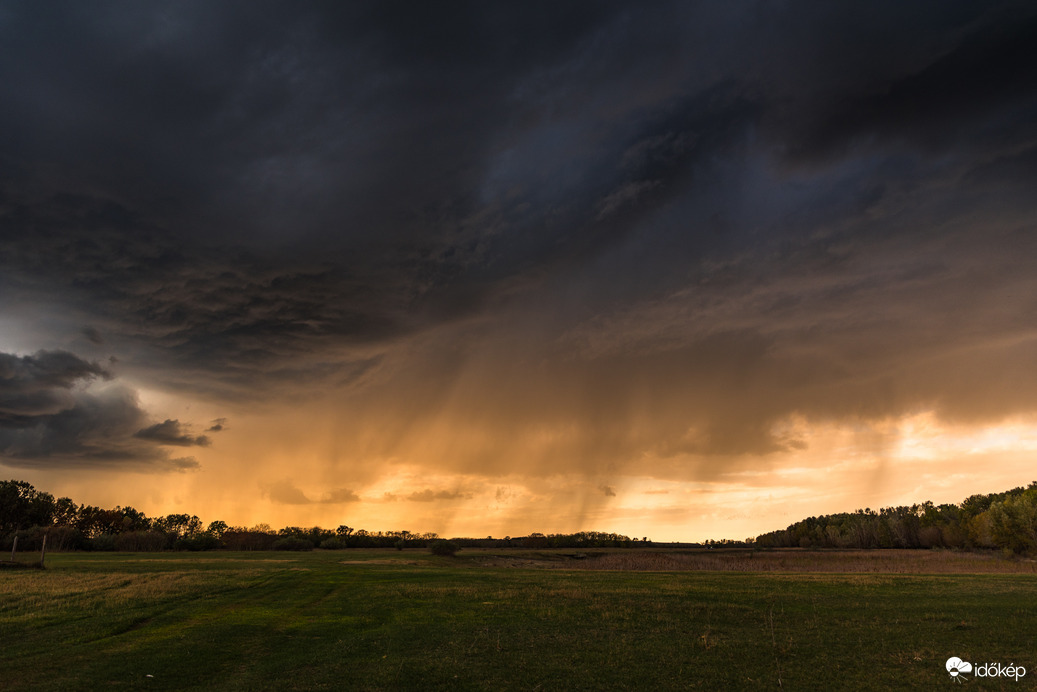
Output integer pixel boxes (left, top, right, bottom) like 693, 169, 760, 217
2, 550, 1036, 690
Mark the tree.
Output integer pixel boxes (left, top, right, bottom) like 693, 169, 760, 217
988, 490, 1037, 554
155, 513, 202, 539
53, 497, 79, 526
75, 505, 127, 538
0, 480, 56, 535
118, 506, 151, 533
207, 520, 229, 538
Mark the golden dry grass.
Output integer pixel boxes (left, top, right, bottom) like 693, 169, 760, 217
0, 568, 265, 629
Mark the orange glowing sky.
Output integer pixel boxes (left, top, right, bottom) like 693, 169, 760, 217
2, 3, 1037, 540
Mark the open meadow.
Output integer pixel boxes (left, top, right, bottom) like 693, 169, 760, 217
2, 549, 1036, 690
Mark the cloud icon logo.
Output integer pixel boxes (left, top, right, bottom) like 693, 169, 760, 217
946, 657, 973, 678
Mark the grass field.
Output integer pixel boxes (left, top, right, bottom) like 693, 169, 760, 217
2, 549, 1036, 690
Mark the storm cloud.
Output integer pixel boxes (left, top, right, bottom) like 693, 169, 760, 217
2, 2, 1036, 537
0, 350, 208, 471
0, 350, 110, 421
134, 419, 211, 447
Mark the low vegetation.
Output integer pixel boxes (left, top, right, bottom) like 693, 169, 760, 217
429, 538, 459, 556
1, 549, 1035, 690
565, 548, 1037, 573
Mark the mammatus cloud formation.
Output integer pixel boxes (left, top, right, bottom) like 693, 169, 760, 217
1, 2, 1036, 538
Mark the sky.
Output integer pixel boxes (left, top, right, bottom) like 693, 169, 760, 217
2, 1, 1037, 541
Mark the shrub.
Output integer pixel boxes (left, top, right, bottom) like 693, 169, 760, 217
272, 537, 314, 551
89, 533, 118, 551
319, 537, 345, 550
222, 529, 277, 551
114, 530, 168, 552
428, 539, 458, 556
6, 526, 82, 552
176, 533, 222, 551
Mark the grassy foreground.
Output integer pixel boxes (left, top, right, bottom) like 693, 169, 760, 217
1, 550, 1036, 690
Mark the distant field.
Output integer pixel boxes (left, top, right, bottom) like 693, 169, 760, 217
2, 549, 1036, 690
585, 547, 1037, 573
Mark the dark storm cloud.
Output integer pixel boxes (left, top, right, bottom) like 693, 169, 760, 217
0, 0, 718, 397
964, 143, 1037, 187
0, 1, 627, 249
0, 191, 393, 397
2, 0, 1037, 481
778, 9, 1037, 163
0, 350, 110, 420
134, 419, 210, 447
81, 327, 104, 345
0, 350, 208, 471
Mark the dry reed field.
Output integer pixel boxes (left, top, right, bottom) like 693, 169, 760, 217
559, 548, 1037, 573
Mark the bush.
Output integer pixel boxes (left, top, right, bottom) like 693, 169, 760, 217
428, 539, 458, 556
222, 530, 277, 551
114, 530, 169, 552
5, 526, 87, 552
89, 533, 118, 551
319, 537, 345, 550
176, 533, 222, 551
272, 537, 314, 551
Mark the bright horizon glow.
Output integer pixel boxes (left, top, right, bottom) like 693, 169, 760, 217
5, 409, 1036, 543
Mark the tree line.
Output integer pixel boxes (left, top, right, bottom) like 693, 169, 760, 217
0, 479, 639, 553
13, 475, 1034, 555
754, 481, 1037, 554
